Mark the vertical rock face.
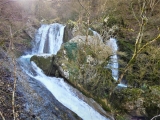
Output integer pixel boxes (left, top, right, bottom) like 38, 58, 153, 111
63, 23, 74, 43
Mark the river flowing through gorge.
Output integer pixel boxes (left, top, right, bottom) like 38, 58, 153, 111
19, 23, 110, 120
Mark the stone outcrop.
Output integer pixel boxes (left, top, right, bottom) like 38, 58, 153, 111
29, 35, 116, 119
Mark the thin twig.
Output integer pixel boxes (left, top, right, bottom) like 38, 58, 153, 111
131, 2, 140, 26
12, 56, 17, 120
9, 25, 17, 120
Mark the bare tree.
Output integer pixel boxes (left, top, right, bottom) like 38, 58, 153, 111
117, 0, 160, 84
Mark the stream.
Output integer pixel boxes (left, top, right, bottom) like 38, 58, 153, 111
19, 23, 110, 120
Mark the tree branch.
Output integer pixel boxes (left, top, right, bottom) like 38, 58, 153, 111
151, 114, 160, 120
12, 56, 17, 120
118, 33, 160, 84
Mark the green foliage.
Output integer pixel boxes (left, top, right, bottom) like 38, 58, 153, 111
144, 86, 160, 119
111, 86, 160, 119
67, 20, 77, 29
115, 115, 128, 120
114, 88, 143, 102
64, 42, 78, 61
95, 97, 111, 112
106, 16, 118, 27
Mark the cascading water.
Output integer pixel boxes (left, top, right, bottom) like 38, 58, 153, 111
91, 29, 127, 87
89, 28, 102, 42
19, 23, 109, 120
32, 23, 65, 55
106, 38, 119, 81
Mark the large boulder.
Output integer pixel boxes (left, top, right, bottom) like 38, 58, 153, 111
55, 35, 116, 99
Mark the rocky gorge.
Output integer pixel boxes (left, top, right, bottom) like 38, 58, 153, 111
0, 0, 160, 120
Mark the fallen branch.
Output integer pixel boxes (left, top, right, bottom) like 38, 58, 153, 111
151, 114, 160, 120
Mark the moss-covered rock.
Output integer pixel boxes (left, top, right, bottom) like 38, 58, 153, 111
30, 55, 60, 77
111, 86, 160, 119
55, 35, 116, 98
144, 86, 160, 119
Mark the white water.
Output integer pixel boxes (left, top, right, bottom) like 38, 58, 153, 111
107, 38, 127, 87
106, 38, 119, 81
89, 28, 103, 42
91, 30, 127, 87
19, 23, 109, 120
32, 23, 65, 55
90, 29, 119, 80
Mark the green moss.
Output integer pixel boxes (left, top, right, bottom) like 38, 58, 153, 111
144, 86, 160, 119
118, 39, 134, 53
30, 55, 52, 74
64, 42, 78, 61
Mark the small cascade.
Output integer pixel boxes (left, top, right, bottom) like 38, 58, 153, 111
91, 30, 127, 87
89, 28, 103, 42
90, 29, 119, 80
19, 23, 109, 120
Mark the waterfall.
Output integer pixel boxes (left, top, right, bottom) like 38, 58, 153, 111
32, 23, 65, 55
90, 29, 118, 80
89, 28, 103, 42
19, 23, 109, 120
